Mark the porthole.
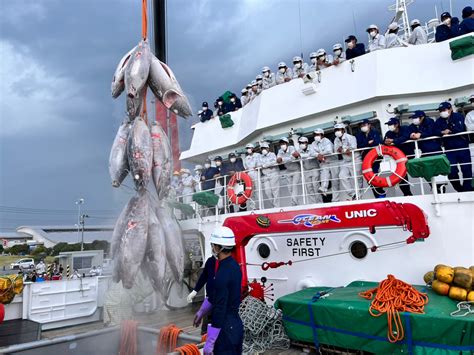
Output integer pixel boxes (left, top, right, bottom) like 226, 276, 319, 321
257, 243, 271, 259
349, 241, 368, 259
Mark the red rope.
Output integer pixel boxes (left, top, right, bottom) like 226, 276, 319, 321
119, 320, 138, 355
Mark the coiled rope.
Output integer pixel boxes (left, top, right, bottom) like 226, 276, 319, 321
359, 274, 428, 343
119, 320, 138, 355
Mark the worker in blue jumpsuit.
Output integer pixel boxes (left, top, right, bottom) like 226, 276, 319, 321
344, 35, 366, 60
383, 117, 414, 196
193, 226, 243, 354
435, 12, 460, 42
200, 102, 214, 122
460, 6, 474, 35
227, 93, 242, 112
434, 101, 473, 192
408, 110, 442, 156
356, 119, 385, 198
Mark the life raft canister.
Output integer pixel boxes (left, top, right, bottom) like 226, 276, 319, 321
227, 172, 253, 205
362, 145, 407, 188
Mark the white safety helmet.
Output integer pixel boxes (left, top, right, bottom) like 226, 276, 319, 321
313, 128, 324, 135
251, 80, 258, 86
388, 22, 399, 30
332, 43, 343, 51
298, 136, 309, 143
310, 52, 318, 59
245, 143, 255, 149
279, 137, 290, 143
194, 164, 203, 171
241, 88, 247, 94
292, 56, 302, 63
246, 83, 252, 89
260, 142, 270, 149
278, 61, 287, 68
210, 226, 236, 247
262, 66, 271, 73
256, 74, 263, 80
410, 19, 421, 26
366, 24, 379, 32
316, 48, 326, 57
334, 123, 346, 129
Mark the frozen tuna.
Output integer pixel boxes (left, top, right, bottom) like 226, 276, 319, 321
127, 117, 152, 190
150, 121, 172, 199
125, 40, 151, 99
109, 120, 131, 187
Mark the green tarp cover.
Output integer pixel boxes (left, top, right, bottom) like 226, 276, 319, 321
220, 90, 234, 104
449, 35, 474, 60
274, 281, 474, 354
166, 201, 194, 217
219, 114, 234, 128
192, 191, 219, 207
406, 155, 451, 181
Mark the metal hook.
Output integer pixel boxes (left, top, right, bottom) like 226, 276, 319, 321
350, 60, 355, 72
317, 70, 321, 83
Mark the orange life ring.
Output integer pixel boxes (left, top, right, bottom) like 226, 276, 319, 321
227, 172, 253, 205
362, 145, 407, 188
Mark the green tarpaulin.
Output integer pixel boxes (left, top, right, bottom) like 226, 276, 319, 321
220, 90, 234, 104
192, 191, 219, 207
275, 281, 474, 354
166, 201, 194, 217
449, 35, 474, 60
407, 155, 451, 181
219, 114, 234, 128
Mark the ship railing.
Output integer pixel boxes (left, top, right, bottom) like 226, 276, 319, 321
173, 131, 473, 219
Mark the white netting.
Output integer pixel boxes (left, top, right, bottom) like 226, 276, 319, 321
239, 296, 290, 353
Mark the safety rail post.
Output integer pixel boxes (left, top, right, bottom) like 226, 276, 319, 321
223, 175, 228, 214
351, 150, 360, 200
214, 177, 219, 217
257, 167, 263, 210
300, 159, 307, 205
413, 140, 425, 195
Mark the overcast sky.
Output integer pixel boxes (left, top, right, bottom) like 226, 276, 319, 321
0, 0, 469, 231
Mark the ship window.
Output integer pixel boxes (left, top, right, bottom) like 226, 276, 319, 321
73, 256, 93, 270
257, 243, 271, 259
349, 241, 368, 259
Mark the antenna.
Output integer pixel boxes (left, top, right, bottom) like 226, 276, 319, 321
298, 0, 303, 59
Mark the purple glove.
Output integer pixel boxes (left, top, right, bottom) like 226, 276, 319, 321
193, 298, 212, 327
203, 325, 221, 355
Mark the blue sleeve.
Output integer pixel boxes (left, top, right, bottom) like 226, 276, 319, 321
372, 130, 382, 145
393, 127, 409, 145
356, 133, 366, 148
356, 43, 366, 56
433, 118, 445, 136
194, 257, 213, 292
435, 26, 449, 42
420, 119, 437, 138
449, 113, 466, 134
211, 272, 229, 328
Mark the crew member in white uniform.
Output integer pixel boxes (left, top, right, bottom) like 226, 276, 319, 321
240, 88, 249, 107
332, 43, 346, 65
333, 123, 362, 200
465, 94, 474, 131
311, 128, 339, 202
292, 56, 309, 79
408, 19, 428, 45
261, 66, 276, 89
315, 49, 333, 70
181, 168, 195, 204
276, 62, 293, 84
193, 165, 203, 192
277, 137, 301, 206
255, 75, 264, 91
259, 142, 280, 208
243, 143, 261, 210
297, 136, 321, 203
308, 52, 318, 72
367, 24, 386, 52
385, 22, 402, 48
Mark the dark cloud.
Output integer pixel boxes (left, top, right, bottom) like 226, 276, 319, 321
0, 0, 469, 230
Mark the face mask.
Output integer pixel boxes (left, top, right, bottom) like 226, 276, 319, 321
279, 68, 286, 73
264, 72, 270, 77
230, 98, 235, 102
246, 148, 253, 154
280, 144, 287, 151
202, 107, 207, 111
204, 163, 211, 168
230, 158, 236, 163
299, 143, 307, 150
314, 135, 322, 142
412, 118, 421, 125
334, 49, 342, 56
319, 55, 326, 62
370, 30, 377, 38
388, 125, 396, 132
195, 170, 202, 175
347, 42, 355, 49
295, 63, 302, 69
360, 125, 369, 133
443, 18, 451, 25
215, 161, 222, 167
311, 58, 317, 64
218, 101, 223, 106
335, 131, 343, 138
261, 149, 268, 155
440, 111, 450, 119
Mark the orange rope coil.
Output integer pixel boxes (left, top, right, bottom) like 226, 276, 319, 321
359, 274, 428, 343
174, 343, 201, 355
119, 320, 138, 355
156, 324, 182, 354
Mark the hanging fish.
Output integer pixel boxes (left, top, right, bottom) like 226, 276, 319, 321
125, 87, 145, 120
109, 120, 131, 188
127, 117, 152, 190
150, 121, 172, 199
110, 195, 137, 260
124, 40, 151, 99
111, 46, 136, 99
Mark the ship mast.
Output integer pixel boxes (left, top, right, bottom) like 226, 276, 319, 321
388, 0, 414, 40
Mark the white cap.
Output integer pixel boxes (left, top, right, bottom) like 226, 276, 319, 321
316, 48, 326, 57
194, 164, 203, 171
411, 19, 421, 26
241, 88, 247, 94
366, 24, 379, 32
334, 123, 346, 129
310, 52, 318, 59
262, 66, 270, 72
260, 142, 270, 148
388, 22, 399, 30
298, 136, 309, 143
313, 128, 324, 134
278, 61, 287, 68
181, 168, 191, 174
245, 143, 255, 149
251, 80, 257, 86
333, 43, 343, 51
292, 56, 302, 63
256, 74, 263, 80
210, 226, 236, 247
279, 137, 289, 143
